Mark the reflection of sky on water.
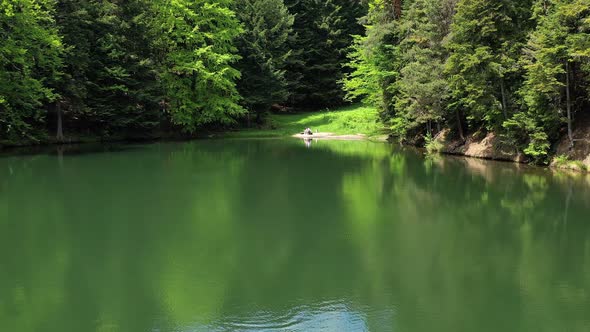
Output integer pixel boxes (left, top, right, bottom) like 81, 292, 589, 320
186, 300, 388, 332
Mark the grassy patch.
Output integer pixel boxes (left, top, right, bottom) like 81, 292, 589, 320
552, 154, 588, 172
226, 104, 384, 138
553, 154, 570, 167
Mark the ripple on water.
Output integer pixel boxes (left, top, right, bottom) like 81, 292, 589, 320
209, 299, 370, 332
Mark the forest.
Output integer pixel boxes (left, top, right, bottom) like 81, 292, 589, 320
1, 0, 589, 163
0, 0, 365, 143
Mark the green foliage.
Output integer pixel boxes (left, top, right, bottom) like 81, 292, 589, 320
341, 0, 590, 164
156, 0, 245, 133
2, 0, 590, 161
516, 0, 590, 159
553, 154, 570, 166
395, 0, 455, 135
234, 0, 294, 120
57, 0, 164, 136
0, 0, 63, 141
424, 133, 443, 154
342, 0, 402, 122
342, 28, 401, 117
0, 0, 368, 144
228, 104, 382, 138
503, 112, 551, 162
286, 0, 367, 108
446, 0, 533, 130
553, 154, 588, 171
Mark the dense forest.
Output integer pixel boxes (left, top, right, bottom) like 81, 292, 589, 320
343, 0, 590, 163
1, 0, 589, 162
0, 0, 365, 143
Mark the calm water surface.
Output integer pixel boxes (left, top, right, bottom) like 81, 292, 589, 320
1, 139, 590, 332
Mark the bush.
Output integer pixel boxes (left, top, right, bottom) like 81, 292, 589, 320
503, 113, 550, 164
552, 155, 588, 171
553, 154, 570, 167
425, 133, 443, 154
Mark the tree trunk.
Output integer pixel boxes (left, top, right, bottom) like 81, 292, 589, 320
500, 76, 512, 137
456, 109, 465, 142
393, 0, 402, 19
56, 102, 64, 142
566, 61, 574, 149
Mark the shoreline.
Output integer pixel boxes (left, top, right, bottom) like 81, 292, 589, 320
292, 132, 392, 143
2, 127, 588, 175
292, 130, 588, 173
422, 129, 590, 173
292, 132, 367, 140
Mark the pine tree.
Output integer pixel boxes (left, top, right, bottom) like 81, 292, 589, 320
285, 0, 367, 109
446, 0, 534, 130
55, 0, 163, 138
395, 0, 457, 137
508, 0, 590, 160
234, 0, 294, 123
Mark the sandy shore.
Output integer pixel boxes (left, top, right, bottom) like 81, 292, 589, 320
292, 132, 367, 140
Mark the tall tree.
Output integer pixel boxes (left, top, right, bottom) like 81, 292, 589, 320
234, 0, 294, 123
0, 0, 63, 142
395, 0, 457, 137
55, 0, 163, 139
508, 0, 590, 159
342, 0, 403, 129
445, 0, 534, 130
285, 0, 367, 109
155, 0, 245, 133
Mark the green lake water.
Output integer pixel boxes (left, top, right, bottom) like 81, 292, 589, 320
1, 138, 590, 332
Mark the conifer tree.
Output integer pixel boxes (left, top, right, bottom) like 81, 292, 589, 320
285, 0, 367, 108
342, 0, 403, 126
235, 0, 294, 122
446, 0, 533, 130
54, 0, 164, 138
508, 0, 590, 159
395, 0, 457, 137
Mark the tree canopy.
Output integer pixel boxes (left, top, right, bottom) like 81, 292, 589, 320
0, 0, 367, 142
343, 0, 590, 163
1, 0, 589, 164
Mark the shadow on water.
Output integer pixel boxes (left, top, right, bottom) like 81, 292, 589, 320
0, 142, 147, 159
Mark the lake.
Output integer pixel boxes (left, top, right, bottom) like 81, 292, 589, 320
1, 138, 590, 332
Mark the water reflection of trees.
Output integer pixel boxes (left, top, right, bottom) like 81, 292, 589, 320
334, 144, 590, 332
0, 140, 589, 332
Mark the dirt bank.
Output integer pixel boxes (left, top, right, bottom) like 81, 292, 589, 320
551, 112, 590, 171
429, 119, 590, 172
434, 129, 529, 163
